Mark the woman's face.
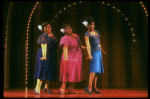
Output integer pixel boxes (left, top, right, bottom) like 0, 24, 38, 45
65, 26, 72, 35
88, 22, 95, 31
44, 24, 51, 33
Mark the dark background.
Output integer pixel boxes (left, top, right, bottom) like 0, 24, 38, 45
3, 1, 148, 89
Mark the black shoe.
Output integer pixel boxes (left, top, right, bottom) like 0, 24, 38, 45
43, 88, 53, 94
92, 88, 101, 94
84, 87, 92, 95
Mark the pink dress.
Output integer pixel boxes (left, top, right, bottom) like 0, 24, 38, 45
59, 34, 86, 82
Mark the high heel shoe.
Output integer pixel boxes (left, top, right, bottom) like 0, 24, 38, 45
68, 87, 78, 94
84, 87, 92, 95
92, 88, 101, 94
58, 89, 65, 94
43, 88, 53, 94
34, 88, 40, 95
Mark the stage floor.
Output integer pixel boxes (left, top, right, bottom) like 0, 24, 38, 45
3, 88, 148, 98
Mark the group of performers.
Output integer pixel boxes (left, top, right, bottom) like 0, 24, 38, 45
33, 16, 106, 95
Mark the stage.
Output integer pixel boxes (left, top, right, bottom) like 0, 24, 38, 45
3, 88, 148, 98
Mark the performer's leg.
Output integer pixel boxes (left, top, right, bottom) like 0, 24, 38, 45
36, 79, 43, 93
70, 82, 75, 89
58, 82, 66, 94
69, 82, 76, 92
88, 73, 95, 92
45, 80, 50, 89
35, 79, 40, 90
39, 79, 43, 92
93, 74, 99, 91
60, 82, 67, 91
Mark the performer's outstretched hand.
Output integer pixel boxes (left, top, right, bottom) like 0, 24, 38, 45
63, 58, 68, 61
39, 57, 47, 60
86, 56, 92, 60
81, 45, 87, 49
103, 51, 106, 54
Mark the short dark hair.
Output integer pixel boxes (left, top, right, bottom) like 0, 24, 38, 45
85, 16, 95, 25
41, 22, 51, 33
62, 23, 73, 30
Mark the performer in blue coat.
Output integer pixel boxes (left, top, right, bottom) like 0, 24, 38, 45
83, 16, 106, 94
34, 22, 57, 95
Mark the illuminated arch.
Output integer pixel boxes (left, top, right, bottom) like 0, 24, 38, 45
25, 1, 147, 90
51, 1, 136, 40
25, 1, 39, 91
139, 1, 148, 17
4, 2, 13, 90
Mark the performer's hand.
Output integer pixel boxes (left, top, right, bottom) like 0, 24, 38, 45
103, 51, 106, 54
63, 58, 68, 61
81, 45, 87, 49
86, 56, 92, 60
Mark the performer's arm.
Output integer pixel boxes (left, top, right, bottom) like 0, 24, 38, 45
63, 44, 68, 61
99, 39, 106, 54
73, 33, 86, 50
85, 36, 92, 59
40, 43, 47, 60
78, 36, 87, 49
81, 45, 87, 49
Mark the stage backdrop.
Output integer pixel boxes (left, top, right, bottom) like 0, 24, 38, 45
4, 1, 148, 89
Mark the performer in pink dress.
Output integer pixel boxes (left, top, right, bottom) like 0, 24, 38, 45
58, 23, 86, 94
